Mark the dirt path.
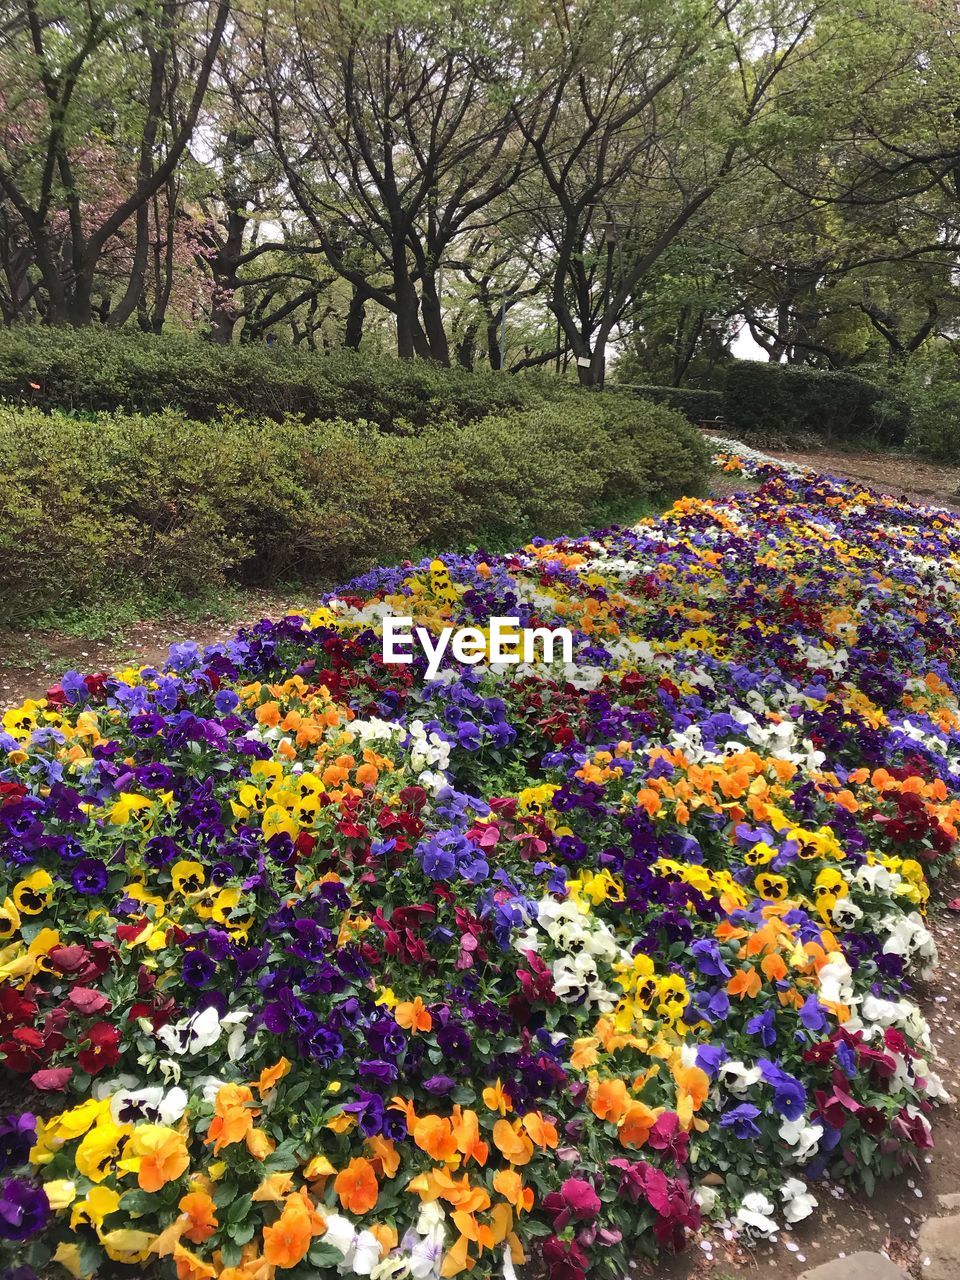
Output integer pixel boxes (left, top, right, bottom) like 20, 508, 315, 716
756, 445, 960, 514
0, 588, 319, 708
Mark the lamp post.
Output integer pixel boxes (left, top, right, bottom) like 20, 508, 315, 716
598, 219, 618, 388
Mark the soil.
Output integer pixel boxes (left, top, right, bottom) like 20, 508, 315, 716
0, 588, 318, 709
720, 441, 960, 515
3, 443, 960, 1276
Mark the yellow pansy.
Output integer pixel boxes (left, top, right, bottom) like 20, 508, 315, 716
0, 897, 20, 939
108, 792, 153, 825
101, 1229, 156, 1263
75, 1119, 130, 1183
12, 869, 53, 915
171, 860, 206, 895
70, 1184, 121, 1230
43, 1179, 77, 1210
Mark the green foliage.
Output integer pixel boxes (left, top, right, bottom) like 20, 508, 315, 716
0, 327, 541, 429
904, 382, 960, 462
611, 383, 724, 422
722, 360, 910, 445
0, 396, 708, 624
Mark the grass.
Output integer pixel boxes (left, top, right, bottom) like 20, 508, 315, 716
8, 584, 323, 645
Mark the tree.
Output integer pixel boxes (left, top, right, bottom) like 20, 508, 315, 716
0, 0, 229, 325
504, 0, 824, 388
249, 0, 527, 361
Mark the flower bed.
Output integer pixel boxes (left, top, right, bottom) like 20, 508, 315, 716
0, 452, 956, 1280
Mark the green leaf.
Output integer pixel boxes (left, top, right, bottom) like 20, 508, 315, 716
308, 1243, 346, 1267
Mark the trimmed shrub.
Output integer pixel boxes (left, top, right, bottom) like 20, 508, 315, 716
0, 395, 708, 623
722, 360, 909, 444
611, 383, 724, 422
0, 327, 541, 429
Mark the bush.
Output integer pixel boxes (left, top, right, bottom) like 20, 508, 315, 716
722, 360, 910, 444
903, 382, 960, 462
0, 395, 708, 623
610, 383, 724, 422
0, 326, 542, 429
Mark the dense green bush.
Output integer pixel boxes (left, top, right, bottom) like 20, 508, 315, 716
611, 383, 724, 422
0, 326, 543, 428
902, 382, 960, 462
0, 395, 708, 623
722, 360, 910, 444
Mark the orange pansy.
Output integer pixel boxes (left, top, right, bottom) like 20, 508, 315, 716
727, 966, 762, 999
493, 1169, 534, 1214
452, 1107, 489, 1166
395, 996, 433, 1035
413, 1115, 459, 1163
482, 1079, 512, 1115
207, 1084, 258, 1155
521, 1112, 558, 1149
131, 1124, 190, 1192
334, 1157, 379, 1215
365, 1135, 401, 1179
618, 1101, 659, 1149
492, 1118, 534, 1166
257, 1057, 291, 1095
174, 1246, 216, 1280
262, 1198, 316, 1270
590, 1077, 630, 1124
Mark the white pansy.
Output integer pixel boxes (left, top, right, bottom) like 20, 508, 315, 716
551, 952, 618, 1010
417, 769, 449, 796
780, 1177, 817, 1224
371, 1260, 410, 1280
913, 1058, 951, 1102
831, 896, 864, 928
519, 896, 624, 1011
351, 1231, 383, 1275
348, 716, 404, 745
403, 1200, 445, 1279
859, 993, 931, 1046
853, 864, 900, 895
879, 912, 938, 977
734, 1192, 778, 1237
694, 1185, 718, 1213
778, 1115, 823, 1164
322, 1214, 357, 1259
155, 1006, 251, 1059
408, 721, 451, 774
321, 1215, 383, 1275
818, 952, 853, 1005
92, 1073, 140, 1100
718, 1060, 762, 1097
108, 1084, 187, 1126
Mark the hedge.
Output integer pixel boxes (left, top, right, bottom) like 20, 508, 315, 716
0, 327, 543, 429
0, 395, 709, 623
898, 382, 960, 462
611, 383, 724, 422
722, 360, 910, 444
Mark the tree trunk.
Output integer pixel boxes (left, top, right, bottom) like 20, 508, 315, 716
345, 286, 367, 349
456, 321, 477, 370
420, 273, 450, 365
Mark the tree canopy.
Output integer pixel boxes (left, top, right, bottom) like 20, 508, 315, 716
1, 0, 958, 386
